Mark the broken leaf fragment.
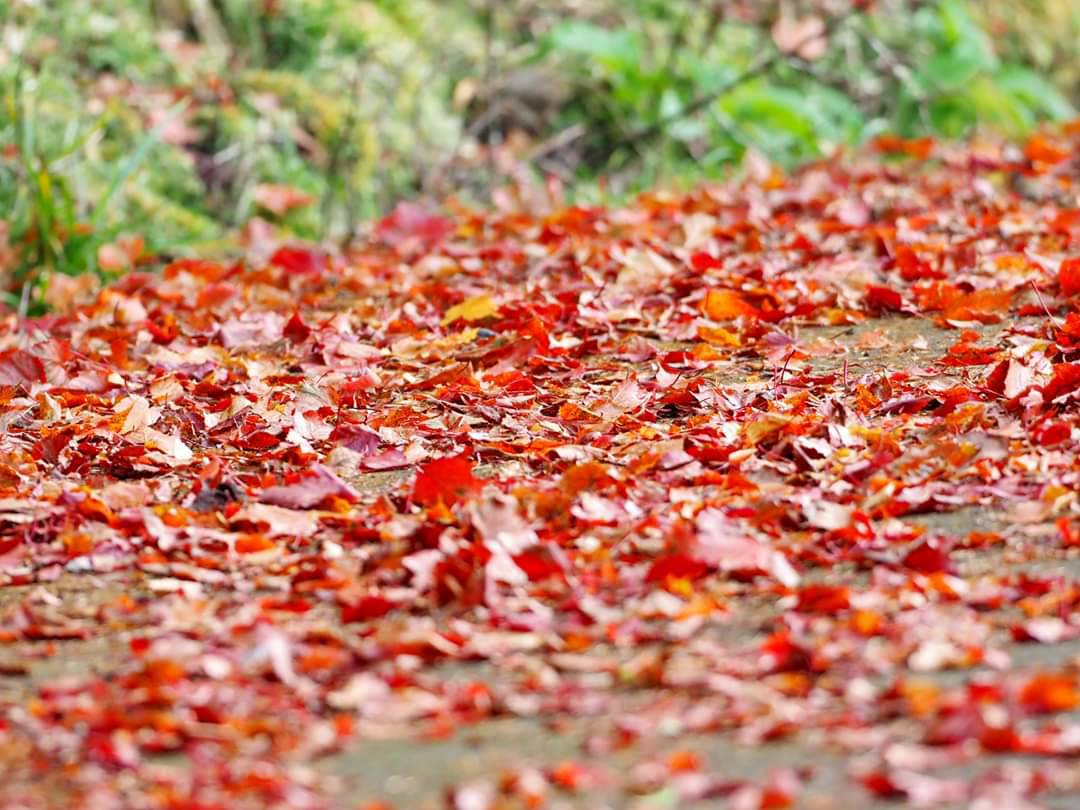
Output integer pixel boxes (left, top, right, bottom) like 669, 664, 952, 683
143, 429, 193, 462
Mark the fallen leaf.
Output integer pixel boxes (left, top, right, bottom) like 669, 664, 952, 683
701, 289, 757, 321
413, 455, 481, 507
0, 349, 45, 387
253, 184, 316, 216
442, 294, 499, 325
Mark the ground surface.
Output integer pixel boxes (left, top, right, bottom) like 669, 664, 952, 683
4, 134, 1080, 809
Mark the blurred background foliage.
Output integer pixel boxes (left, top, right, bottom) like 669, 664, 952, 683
0, 0, 1077, 306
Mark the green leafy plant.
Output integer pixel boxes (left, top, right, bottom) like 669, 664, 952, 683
1, 60, 181, 311
535, 0, 1074, 182
888, 0, 1074, 137
0, 0, 1076, 311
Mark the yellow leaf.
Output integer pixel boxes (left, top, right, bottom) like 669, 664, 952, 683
697, 326, 741, 347
442, 294, 499, 325
742, 413, 792, 445
691, 343, 724, 361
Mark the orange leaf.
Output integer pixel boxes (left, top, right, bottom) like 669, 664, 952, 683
666, 750, 702, 773
701, 289, 757, 321
1025, 134, 1070, 166
62, 533, 93, 556
1019, 673, 1080, 714
873, 135, 935, 159
697, 325, 741, 346
942, 289, 1012, 322
236, 535, 276, 554
559, 461, 612, 496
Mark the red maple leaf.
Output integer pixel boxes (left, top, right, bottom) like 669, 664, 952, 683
412, 455, 481, 507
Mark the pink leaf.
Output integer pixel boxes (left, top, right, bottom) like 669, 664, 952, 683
0, 349, 45, 387
259, 465, 360, 509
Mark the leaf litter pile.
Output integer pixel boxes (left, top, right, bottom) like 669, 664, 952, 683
7, 132, 1080, 809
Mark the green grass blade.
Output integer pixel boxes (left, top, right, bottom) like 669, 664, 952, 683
90, 98, 190, 231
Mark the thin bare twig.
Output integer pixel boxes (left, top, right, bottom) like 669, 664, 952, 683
1030, 280, 1064, 328
604, 9, 859, 169
698, 1, 726, 56
525, 123, 586, 165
